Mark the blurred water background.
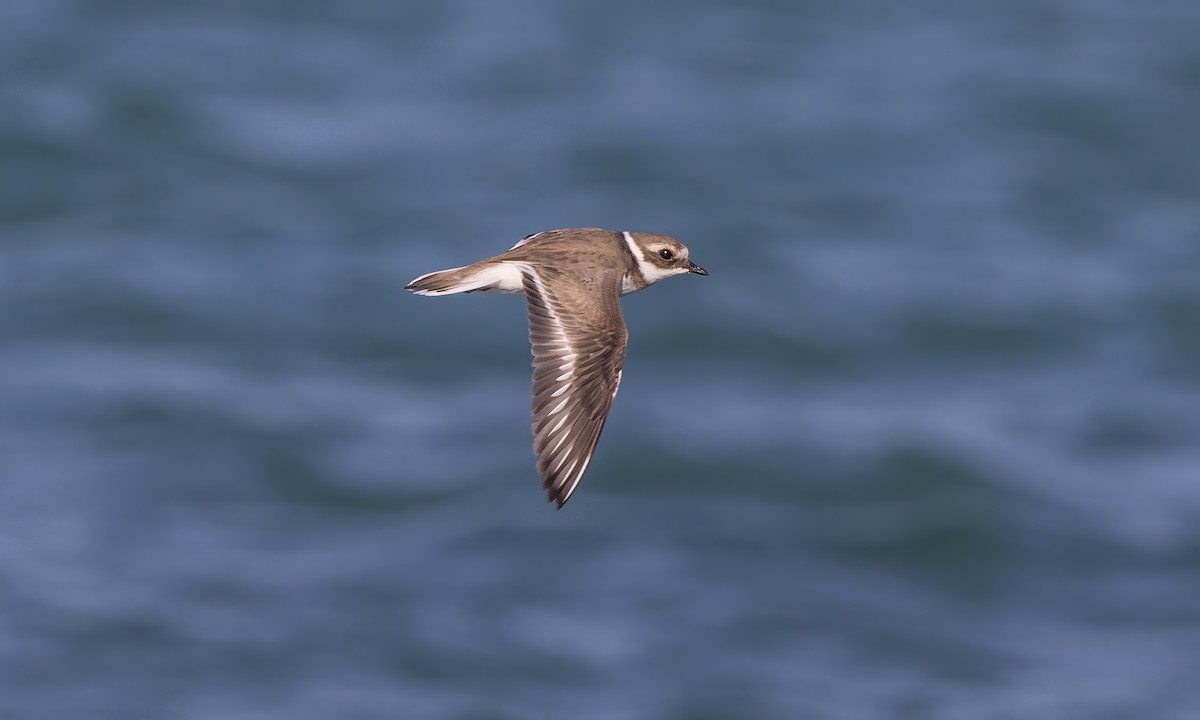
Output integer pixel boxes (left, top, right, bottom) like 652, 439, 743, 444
3, 1, 1200, 718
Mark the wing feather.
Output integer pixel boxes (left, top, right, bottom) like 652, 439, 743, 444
521, 266, 627, 507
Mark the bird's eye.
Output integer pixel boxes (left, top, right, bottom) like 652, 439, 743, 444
659, 248, 674, 260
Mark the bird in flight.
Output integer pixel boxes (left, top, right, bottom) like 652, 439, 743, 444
405, 227, 707, 508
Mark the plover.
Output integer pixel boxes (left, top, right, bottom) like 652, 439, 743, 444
405, 228, 707, 508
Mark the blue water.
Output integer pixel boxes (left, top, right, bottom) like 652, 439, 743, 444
3, 1, 1200, 718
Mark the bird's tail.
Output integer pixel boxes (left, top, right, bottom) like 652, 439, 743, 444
404, 261, 522, 296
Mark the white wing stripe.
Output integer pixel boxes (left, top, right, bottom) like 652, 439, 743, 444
523, 266, 577, 385
556, 458, 578, 480
548, 414, 569, 436
547, 431, 570, 456
547, 396, 570, 416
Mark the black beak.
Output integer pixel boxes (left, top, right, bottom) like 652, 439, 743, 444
688, 260, 708, 276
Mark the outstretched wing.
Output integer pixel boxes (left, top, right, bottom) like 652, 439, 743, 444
521, 265, 627, 507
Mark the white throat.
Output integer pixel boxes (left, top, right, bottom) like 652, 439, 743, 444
622, 231, 676, 294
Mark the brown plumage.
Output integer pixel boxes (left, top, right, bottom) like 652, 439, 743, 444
405, 228, 706, 507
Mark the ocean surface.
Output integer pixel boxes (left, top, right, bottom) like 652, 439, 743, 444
3, 1, 1200, 718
